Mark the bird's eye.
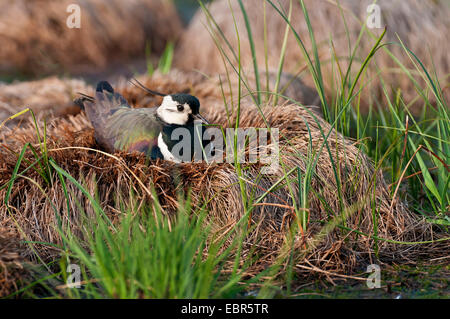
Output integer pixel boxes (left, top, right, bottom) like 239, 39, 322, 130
177, 104, 184, 112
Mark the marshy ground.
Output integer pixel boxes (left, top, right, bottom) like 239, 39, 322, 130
0, 0, 448, 299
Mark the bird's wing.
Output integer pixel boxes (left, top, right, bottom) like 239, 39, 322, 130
76, 81, 164, 158
80, 81, 132, 151
104, 107, 163, 157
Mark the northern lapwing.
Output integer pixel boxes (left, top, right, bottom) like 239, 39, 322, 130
74, 79, 211, 162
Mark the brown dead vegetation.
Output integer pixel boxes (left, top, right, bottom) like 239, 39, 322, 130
0, 76, 91, 126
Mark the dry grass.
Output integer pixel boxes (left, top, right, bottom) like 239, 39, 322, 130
0, 75, 441, 282
175, 0, 450, 110
0, 227, 28, 297
0, 76, 92, 126
0, 0, 182, 76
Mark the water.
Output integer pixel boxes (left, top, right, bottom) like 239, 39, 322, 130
173, 0, 206, 24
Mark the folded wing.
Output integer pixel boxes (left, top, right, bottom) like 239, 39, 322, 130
76, 81, 164, 159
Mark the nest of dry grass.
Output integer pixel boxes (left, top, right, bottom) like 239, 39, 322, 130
175, 0, 450, 110
0, 76, 441, 282
0, 0, 182, 76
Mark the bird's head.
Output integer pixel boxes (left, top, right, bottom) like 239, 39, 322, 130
130, 78, 208, 126
158, 93, 205, 125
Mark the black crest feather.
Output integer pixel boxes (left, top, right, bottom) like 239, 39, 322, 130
96, 81, 114, 93
129, 77, 167, 97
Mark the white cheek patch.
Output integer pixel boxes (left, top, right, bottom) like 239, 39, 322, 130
157, 96, 190, 125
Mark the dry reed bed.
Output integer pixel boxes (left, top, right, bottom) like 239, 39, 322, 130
0, 0, 182, 76
0, 76, 439, 285
175, 0, 450, 110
